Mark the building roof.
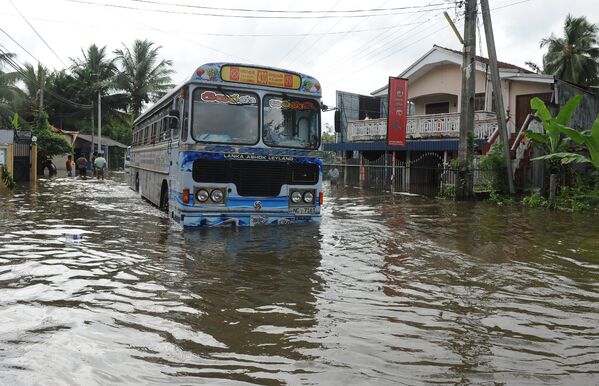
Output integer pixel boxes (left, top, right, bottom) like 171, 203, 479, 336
371, 45, 548, 96
434, 45, 533, 73
76, 134, 128, 149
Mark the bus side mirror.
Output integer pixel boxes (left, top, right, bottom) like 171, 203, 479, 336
334, 110, 341, 133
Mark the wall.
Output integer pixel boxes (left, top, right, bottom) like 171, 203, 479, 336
556, 80, 599, 130
507, 79, 553, 130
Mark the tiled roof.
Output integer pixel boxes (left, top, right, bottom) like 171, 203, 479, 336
433, 45, 533, 73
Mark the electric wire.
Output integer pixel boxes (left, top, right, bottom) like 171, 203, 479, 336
285, 0, 393, 70
67, 0, 452, 19
126, 0, 453, 14
0, 47, 91, 110
7, 0, 67, 68
0, 13, 428, 37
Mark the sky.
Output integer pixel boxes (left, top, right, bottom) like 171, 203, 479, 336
1, 0, 598, 130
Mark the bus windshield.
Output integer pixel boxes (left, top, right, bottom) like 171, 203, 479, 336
262, 95, 319, 150
192, 88, 259, 144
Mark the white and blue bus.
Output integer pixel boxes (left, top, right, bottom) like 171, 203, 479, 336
127, 63, 323, 227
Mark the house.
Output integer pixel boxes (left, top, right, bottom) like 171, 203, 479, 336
50, 130, 128, 176
324, 45, 599, 193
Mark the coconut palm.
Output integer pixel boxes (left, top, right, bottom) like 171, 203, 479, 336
70, 44, 128, 132
541, 14, 599, 86
0, 52, 25, 123
113, 39, 174, 117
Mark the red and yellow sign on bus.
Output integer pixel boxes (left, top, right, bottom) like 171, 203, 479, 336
387, 77, 408, 147
221, 65, 301, 90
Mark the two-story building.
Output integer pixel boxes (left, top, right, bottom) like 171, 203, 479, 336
324, 45, 597, 193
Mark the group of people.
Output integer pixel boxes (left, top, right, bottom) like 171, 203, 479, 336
65, 151, 107, 180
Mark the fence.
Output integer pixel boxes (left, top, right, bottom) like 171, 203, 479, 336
324, 158, 496, 197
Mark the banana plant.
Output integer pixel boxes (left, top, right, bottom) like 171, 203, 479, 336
527, 95, 599, 169
555, 115, 599, 169
526, 95, 582, 164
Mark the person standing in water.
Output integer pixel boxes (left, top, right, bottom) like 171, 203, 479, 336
76, 155, 87, 178
66, 155, 73, 177
94, 151, 107, 180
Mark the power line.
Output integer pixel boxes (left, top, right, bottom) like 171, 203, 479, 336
0, 47, 91, 110
67, 0, 451, 19
0, 26, 43, 66
125, 0, 452, 14
320, 0, 530, 83
0, 12, 426, 38
288, 0, 395, 70
277, 0, 343, 67
316, 1, 447, 78
104, 7, 252, 63
7, 0, 67, 68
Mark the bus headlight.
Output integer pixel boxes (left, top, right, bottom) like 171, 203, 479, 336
196, 189, 209, 203
210, 189, 224, 203
303, 191, 314, 203
290, 191, 302, 203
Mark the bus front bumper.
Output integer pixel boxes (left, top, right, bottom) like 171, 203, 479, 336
175, 211, 321, 227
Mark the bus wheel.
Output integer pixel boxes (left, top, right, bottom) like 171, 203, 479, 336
160, 181, 169, 212
135, 173, 140, 192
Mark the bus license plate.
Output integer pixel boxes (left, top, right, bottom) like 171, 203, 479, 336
290, 207, 316, 214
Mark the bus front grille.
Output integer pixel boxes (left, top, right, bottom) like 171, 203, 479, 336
192, 159, 319, 197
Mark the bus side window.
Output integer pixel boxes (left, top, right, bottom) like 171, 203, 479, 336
144, 126, 149, 144
181, 117, 188, 142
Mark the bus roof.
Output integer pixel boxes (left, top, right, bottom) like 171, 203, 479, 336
135, 63, 321, 125
193, 63, 321, 97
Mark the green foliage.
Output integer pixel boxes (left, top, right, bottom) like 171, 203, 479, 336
479, 144, 508, 194
32, 111, 71, 158
1, 164, 16, 189
540, 14, 599, 86
557, 114, 599, 169
522, 192, 551, 208
114, 39, 174, 117
11, 112, 20, 130
529, 95, 599, 170
437, 185, 456, 200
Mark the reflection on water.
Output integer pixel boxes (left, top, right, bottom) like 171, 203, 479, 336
1, 175, 598, 385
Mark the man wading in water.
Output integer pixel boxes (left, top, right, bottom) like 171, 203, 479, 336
94, 151, 107, 180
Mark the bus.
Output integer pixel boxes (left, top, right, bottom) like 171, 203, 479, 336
127, 63, 323, 227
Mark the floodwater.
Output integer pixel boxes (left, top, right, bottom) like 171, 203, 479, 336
0, 174, 598, 385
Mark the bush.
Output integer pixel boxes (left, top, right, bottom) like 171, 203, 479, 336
522, 192, 550, 208
479, 144, 508, 194
437, 185, 456, 199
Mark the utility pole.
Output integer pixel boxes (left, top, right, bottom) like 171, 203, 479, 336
480, 0, 515, 195
97, 91, 102, 153
456, 0, 477, 201
39, 69, 45, 111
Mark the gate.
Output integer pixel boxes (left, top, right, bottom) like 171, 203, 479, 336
12, 141, 31, 182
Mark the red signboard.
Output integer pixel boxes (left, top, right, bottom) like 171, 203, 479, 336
387, 77, 408, 147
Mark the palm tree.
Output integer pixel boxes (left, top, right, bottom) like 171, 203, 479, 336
0, 52, 25, 123
541, 14, 599, 86
70, 44, 128, 133
113, 39, 174, 117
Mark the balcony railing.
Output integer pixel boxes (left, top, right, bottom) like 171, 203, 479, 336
346, 112, 498, 142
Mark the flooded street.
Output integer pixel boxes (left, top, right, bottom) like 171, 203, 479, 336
1, 174, 598, 385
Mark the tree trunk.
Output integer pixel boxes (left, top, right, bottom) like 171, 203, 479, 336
548, 173, 558, 205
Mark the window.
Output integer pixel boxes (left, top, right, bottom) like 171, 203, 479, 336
262, 95, 320, 150
475, 92, 496, 112
425, 102, 449, 115
191, 88, 259, 145
143, 126, 149, 144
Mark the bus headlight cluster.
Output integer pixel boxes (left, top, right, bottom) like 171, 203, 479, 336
290, 190, 315, 204
303, 191, 314, 203
210, 189, 224, 203
196, 189, 209, 202
291, 191, 302, 203
195, 188, 225, 204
